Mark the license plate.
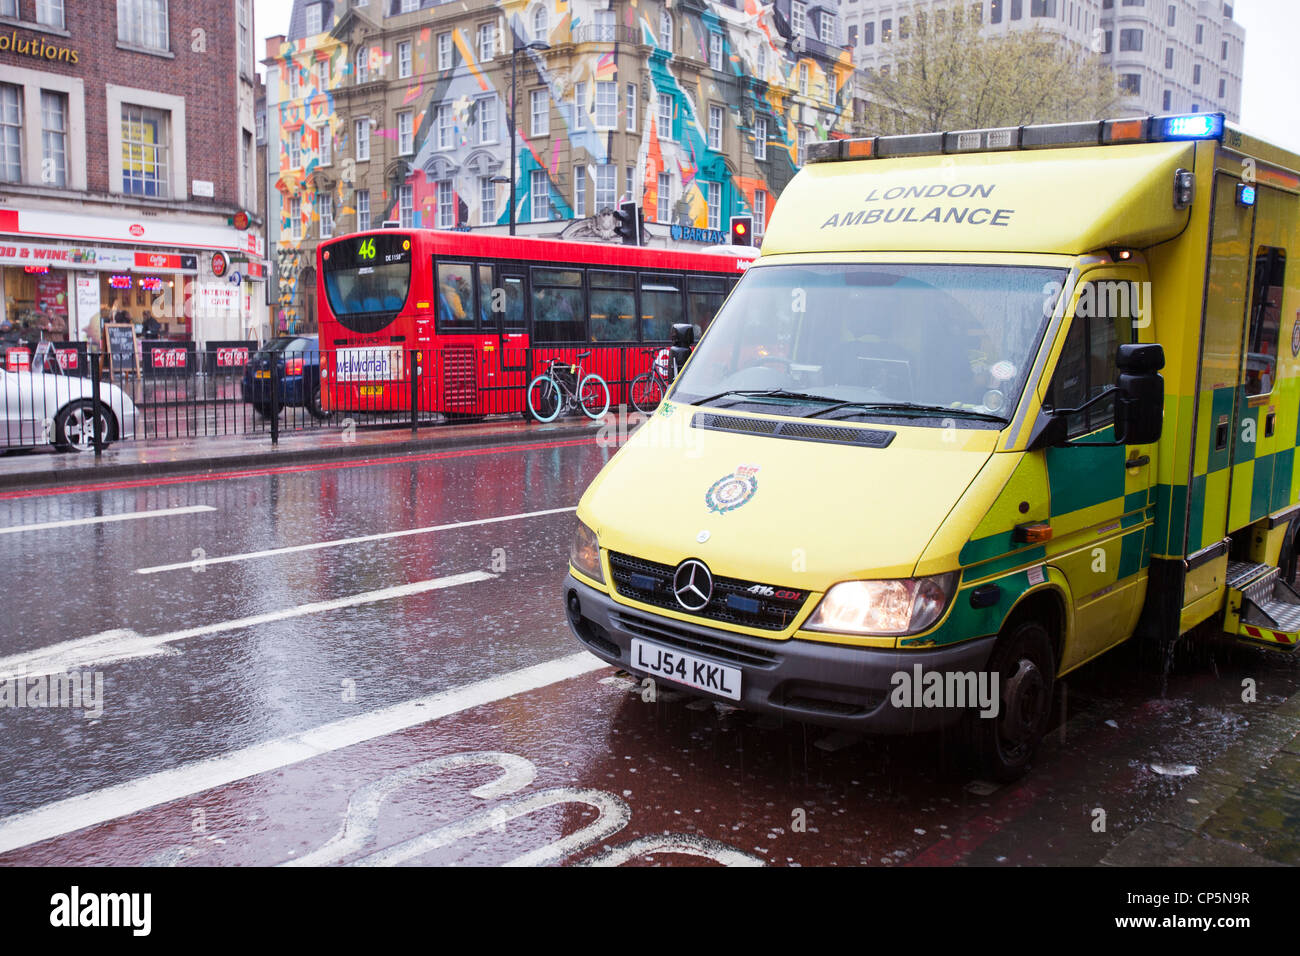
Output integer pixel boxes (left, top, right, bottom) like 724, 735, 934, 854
254, 370, 270, 378
360, 386, 384, 396
631, 638, 741, 701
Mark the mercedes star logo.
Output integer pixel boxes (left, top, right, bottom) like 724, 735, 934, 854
672, 559, 714, 612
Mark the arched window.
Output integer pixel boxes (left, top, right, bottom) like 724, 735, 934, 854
532, 5, 549, 43
659, 9, 672, 50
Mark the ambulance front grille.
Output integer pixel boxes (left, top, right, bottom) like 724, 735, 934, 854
691, 412, 895, 448
607, 551, 809, 632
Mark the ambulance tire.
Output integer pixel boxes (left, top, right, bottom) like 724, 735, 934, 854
962, 619, 1056, 783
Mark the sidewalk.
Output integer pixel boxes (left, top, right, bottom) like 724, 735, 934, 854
1102, 687, 1300, 866
0, 416, 606, 493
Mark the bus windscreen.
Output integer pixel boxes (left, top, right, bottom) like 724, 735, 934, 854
322, 234, 413, 334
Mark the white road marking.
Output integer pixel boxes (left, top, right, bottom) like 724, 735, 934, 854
577, 834, 765, 867
0, 505, 216, 536
0, 571, 495, 681
135, 506, 578, 574
0, 652, 610, 856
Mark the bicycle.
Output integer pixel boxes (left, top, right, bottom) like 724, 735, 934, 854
629, 347, 676, 414
526, 351, 611, 422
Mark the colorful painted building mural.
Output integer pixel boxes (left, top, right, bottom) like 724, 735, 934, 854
268, 0, 853, 326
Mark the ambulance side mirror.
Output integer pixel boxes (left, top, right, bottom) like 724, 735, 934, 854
668, 323, 695, 381
1114, 343, 1164, 445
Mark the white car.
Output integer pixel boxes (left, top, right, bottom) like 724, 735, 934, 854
1, 355, 138, 451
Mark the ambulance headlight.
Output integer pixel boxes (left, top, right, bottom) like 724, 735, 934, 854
805, 573, 959, 636
570, 519, 604, 583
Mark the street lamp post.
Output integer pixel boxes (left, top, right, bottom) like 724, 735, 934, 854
508, 39, 550, 236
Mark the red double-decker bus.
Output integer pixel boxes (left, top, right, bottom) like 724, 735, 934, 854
316, 229, 755, 417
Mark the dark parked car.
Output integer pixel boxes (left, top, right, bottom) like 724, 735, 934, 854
242, 335, 327, 419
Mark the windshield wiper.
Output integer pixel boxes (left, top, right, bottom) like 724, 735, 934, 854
690, 388, 840, 408
803, 401, 1007, 423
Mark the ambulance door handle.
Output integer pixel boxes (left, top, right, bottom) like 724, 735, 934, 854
1125, 454, 1150, 468
1266, 412, 1276, 438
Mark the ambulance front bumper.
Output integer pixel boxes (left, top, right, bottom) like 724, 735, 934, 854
563, 573, 997, 734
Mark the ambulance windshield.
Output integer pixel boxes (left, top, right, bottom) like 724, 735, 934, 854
671, 263, 1066, 421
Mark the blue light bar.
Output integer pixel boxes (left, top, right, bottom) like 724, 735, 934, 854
1237, 182, 1257, 206
1161, 113, 1224, 140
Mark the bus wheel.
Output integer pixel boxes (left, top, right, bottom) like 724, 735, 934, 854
962, 619, 1055, 783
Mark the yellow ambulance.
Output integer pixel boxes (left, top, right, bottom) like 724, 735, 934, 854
563, 113, 1300, 780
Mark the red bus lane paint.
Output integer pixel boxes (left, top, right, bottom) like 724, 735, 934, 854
0, 435, 599, 501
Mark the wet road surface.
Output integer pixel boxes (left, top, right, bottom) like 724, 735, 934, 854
0, 437, 1297, 865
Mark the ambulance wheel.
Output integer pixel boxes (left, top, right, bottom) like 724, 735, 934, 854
962, 619, 1055, 783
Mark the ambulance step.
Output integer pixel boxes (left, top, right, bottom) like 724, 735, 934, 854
1232, 574, 1300, 652
1225, 560, 1275, 593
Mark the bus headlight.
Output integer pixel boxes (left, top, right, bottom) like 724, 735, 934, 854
804, 573, 958, 636
570, 519, 604, 584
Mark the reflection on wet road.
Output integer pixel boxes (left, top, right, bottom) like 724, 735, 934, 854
0, 437, 1296, 865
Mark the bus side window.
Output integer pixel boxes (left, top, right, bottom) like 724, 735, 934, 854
640, 275, 683, 342
532, 268, 585, 343
501, 276, 526, 331
476, 264, 494, 330
589, 271, 635, 342
688, 276, 727, 341
436, 260, 476, 333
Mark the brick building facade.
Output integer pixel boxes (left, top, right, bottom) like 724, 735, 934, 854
0, 0, 268, 353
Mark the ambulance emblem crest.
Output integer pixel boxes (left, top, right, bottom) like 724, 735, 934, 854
705, 464, 760, 514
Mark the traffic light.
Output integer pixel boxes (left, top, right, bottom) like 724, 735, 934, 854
615, 201, 641, 246
730, 215, 753, 246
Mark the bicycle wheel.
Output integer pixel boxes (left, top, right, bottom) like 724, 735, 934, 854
629, 372, 664, 414
526, 374, 563, 423
578, 373, 611, 420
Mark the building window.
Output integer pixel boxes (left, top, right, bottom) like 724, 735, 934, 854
399, 183, 413, 227
797, 126, 808, 165
530, 89, 549, 136
316, 58, 330, 91
754, 115, 767, 160
1165, 47, 1174, 69
1029, 0, 1056, 16
574, 164, 586, 217
819, 11, 835, 44
990, 0, 1003, 23
289, 60, 301, 99
355, 118, 370, 160
255, 107, 265, 143
355, 48, 369, 83
1102, 30, 1112, 53
625, 165, 633, 202
971, 2, 984, 22
305, 2, 322, 34
1221, 39, 1228, 61
289, 127, 301, 168
595, 164, 616, 210
356, 189, 371, 231
290, 195, 302, 240
864, 22, 875, 43
438, 32, 452, 70
659, 9, 672, 50
1162, 89, 1172, 110
848, 24, 858, 46
530, 169, 550, 221
0, 0, 16, 15
754, 190, 766, 238
480, 176, 496, 224
656, 172, 671, 222
707, 105, 723, 151
1119, 28, 1143, 51
1009, 0, 1021, 20
532, 6, 549, 43
1218, 77, 1227, 98
657, 92, 672, 138
436, 104, 453, 149
626, 83, 636, 132
397, 110, 413, 155
706, 181, 721, 231
238, 0, 254, 75
121, 104, 170, 197
757, 41, 768, 75
1195, 24, 1203, 44
798, 63, 809, 96
317, 124, 331, 165
400, 0, 418, 11
1167, 3, 1176, 26
573, 81, 587, 130
595, 8, 615, 40
1192, 64, 1201, 85
478, 23, 494, 62
118, 0, 169, 52
595, 81, 617, 128
791, 1, 806, 36
899, 15, 910, 38
36, 0, 64, 29
398, 40, 412, 78
709, 32, 723, 71
40, 91, 66, 188
319, 193, 334, 238
477, 95, 497, 144
1120, 73, 1141, 94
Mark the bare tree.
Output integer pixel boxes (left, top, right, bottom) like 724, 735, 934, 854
855, 3, 1121, 136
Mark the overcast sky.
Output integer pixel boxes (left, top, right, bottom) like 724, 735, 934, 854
253, 0, 1298, 152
